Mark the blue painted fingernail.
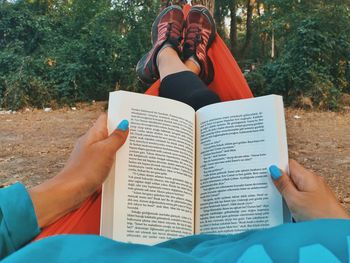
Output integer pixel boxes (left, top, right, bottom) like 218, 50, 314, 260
117, 120, 129, 131
269, 165, 282, 180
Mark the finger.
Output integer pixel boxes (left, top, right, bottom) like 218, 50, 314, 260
269, 165, 299, 202
99, 119, 129, 153
289, 159, 319, 192
86, 113, 109, 144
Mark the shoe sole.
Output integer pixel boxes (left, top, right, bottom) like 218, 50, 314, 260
151, 5, 183, 45
187, 6, 217, 84
137, 5, 183, 85
136, 52, 154, 84
188, 5, 217, 51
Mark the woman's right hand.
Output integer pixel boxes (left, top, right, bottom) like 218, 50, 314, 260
29, 114, 129, 228
269, 159, 350, 221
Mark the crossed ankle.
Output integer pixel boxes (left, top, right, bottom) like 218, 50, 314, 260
156, 44, 178, 67
188, 56, 201, 70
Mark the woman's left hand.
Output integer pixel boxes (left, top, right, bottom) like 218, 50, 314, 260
270, 159, 350, 221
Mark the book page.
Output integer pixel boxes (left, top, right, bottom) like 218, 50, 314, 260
195, 95, 289, 234
102, 91, 195, 245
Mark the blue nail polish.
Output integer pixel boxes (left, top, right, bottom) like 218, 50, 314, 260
117, 119, 129, 131
269, 165, 282, 180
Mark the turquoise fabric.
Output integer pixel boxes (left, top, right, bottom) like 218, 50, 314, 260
0, 183, 40, 259
1, 183, 350, 262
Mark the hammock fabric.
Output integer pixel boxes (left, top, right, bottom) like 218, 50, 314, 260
34, 4, 253, 242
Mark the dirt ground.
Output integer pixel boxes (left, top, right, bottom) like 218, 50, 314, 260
0, 103, 349, 211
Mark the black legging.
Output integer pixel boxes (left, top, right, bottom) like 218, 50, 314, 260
159, 71, 221, 110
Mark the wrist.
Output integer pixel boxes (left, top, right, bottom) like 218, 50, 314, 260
29, 170, 88, 228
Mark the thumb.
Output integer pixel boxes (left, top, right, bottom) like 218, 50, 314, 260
289, 159, 319, 192
100, 119, 129, 153
269, 165, 299, 201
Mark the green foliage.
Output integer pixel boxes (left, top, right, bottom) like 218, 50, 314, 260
1, 0, 349, 110
245, 0, 350, 109
0, 0, 159, 109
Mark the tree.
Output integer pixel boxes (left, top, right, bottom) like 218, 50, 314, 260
161, 0, 186, 8
1, 0, 349, 110
246, 0, 350, 109
239, 0, 254, 59
229, 0, 238, 54
192, 0, 215, 14
0, 0, 161, 109
225, 0, 256, 60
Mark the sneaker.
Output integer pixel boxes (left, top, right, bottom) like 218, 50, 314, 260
183, 5, 216, 84
136, 5, 184, 85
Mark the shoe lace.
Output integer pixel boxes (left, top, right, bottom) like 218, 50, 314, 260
166, 22, 183, 43
185, 25, 203, 50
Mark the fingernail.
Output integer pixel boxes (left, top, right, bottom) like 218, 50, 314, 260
117, 119, 129, 131
269, 165, 282, 180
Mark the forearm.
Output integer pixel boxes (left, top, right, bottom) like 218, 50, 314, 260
28, 116, 128, 229
29, 171, 91, 228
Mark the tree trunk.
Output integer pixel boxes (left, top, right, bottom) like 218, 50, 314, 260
160, 0, 216, 15
214, 0, 226, 39
192, 0, 215, 14
256, 0, 262, 16
229, 0, 238, 56
160, 0, 186, 8
239, 0, 255, 60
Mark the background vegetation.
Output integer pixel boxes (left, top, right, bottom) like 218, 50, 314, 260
0, 0, 349, 110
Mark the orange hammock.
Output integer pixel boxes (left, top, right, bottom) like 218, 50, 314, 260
34, 4, 253, 241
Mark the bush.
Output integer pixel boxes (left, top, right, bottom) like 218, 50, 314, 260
246, 0, 350, 109
245, 70, 266, 97
0, 0, 159, 109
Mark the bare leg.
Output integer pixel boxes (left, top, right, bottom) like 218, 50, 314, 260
157, 47, 200, 80
184, 59, 200, 75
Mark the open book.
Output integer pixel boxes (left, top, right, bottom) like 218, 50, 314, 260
101, 91, 290, 245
